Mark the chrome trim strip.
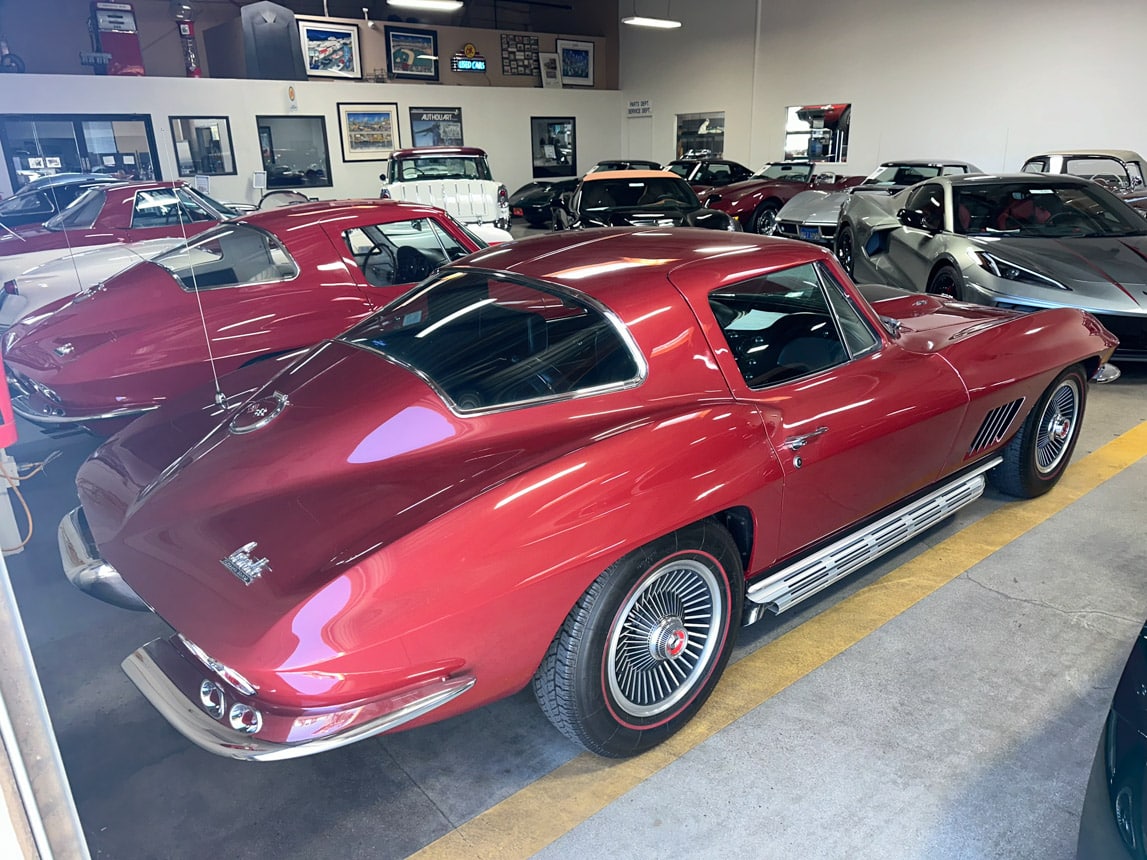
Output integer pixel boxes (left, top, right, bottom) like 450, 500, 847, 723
12, 394, 157, 425
122, 640, 476, 761
58, 508, 151, 612
743, 457, 1003, 623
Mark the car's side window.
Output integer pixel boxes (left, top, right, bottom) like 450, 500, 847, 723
131, 189, 182, 228
343, 218, 470, 288
709, 262, 853, 388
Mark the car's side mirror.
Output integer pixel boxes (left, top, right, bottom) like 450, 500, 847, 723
898, 207, 939, 233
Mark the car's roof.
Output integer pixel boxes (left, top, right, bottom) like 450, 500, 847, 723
1030, 149, 1144, 162
581, 169, 680, 182
879, 159, 979, 168
937, 173, 1095, 187
234, 198, 452, 233
18, 173, 118, 192
462, 228, 826, 305
390, 146, 488, 159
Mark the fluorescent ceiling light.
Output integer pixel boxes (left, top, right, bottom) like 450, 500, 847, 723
622, 15, 682, 29
387, 0, 463, 11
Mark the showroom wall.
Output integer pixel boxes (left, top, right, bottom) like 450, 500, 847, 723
620, 0, 1147, 175
0, 75, 623, 201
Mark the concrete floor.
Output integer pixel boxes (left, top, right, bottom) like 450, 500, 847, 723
3, 236, 1146, 857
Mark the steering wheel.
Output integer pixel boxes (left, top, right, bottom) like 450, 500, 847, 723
1044, 211, 1086, 228
361, 245, 397, 286
497, 357, 565, 402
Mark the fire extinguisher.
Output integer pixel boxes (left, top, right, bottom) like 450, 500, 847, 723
170, 1, 200, 78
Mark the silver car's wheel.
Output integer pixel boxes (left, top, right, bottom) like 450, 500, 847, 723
533, 521, 742, 758
989, 365, 1086, 498
834, 225, 856, 275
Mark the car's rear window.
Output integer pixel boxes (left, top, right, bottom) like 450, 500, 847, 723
342, 271, 642, 411
44, 188, 106, 231
154, 224, 298, 290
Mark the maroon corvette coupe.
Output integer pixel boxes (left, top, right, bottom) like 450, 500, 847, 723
4, 199, 487, 429
60, 228, 1114, 760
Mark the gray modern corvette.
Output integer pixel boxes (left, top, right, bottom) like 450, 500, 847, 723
773, 159, 980, 246
835, 173, 1147, 360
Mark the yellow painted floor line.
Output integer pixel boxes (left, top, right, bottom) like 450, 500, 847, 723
413, 420, 1147, 860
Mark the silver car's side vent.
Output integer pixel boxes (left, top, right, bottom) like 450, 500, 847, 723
969, 398, 1024, 455
742, 457, 1002, 624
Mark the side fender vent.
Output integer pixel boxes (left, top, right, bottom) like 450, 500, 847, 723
969, 398, 1023, 455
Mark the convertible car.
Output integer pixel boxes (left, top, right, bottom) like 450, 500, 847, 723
836, 173, 1147, 360
552, 170, 738, 231
664, 157, 753, 192
4, 199, 488, 429
773, 159, 981, 246
1022, 149, 1147, 216
59, 227, 1115, 761
0, 180, 235, 288
699, 161, 863, 234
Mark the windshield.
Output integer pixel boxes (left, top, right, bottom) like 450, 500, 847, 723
954, 182, 1147, 238
44, 188, 106, 231
390, 155, 493, 182
664, 162, 692, 179
578, 177, 699, 211
752, 162, 813, 182
1059, 156, 1139, 189
864, 164, 943, 186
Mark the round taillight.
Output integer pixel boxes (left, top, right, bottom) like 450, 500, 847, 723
228, 703, 263, 735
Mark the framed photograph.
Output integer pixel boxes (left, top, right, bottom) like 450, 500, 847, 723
337, 103, 400, 162
556, 39, 593, 87
386, 26, 438, 82
538, 52, 561, 89
410, 107, 463, 147
298, 20, 362, 79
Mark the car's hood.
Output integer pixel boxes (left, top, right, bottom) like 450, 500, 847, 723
777, 189, 849, 224
969, 234, 1147, 313
860, 285, 1029, 351
76, 339, 630, 644
699, 178, 778, 204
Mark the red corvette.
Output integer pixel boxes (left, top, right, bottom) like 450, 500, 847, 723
700, 162, 863, 234
4, 199, 487, 429
0, 180, 236, 288
60, 229, 1114, 760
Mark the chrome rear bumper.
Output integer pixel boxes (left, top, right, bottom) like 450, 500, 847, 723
58, 507, 150, 611
124, 637, 476, 761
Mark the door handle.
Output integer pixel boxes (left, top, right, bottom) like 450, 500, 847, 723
785, 426, 828, 451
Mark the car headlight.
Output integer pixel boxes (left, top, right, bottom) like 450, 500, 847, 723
974, 251, 1070, 291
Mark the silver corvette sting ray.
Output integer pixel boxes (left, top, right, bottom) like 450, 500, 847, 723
835, 173, 1147, 361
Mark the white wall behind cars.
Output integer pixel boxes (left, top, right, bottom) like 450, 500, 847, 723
0, 75, 622, 202
620, 0, 1147, 175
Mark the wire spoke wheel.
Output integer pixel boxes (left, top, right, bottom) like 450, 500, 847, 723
1034, 376, 1081, 475
607, 559, 721, 718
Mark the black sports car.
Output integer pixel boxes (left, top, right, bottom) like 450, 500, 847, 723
1077, 617, 1147, 858
508, 178, 579, 227
551, 169, 740, 232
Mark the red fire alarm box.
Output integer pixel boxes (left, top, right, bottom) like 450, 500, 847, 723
90, 2, 145, 76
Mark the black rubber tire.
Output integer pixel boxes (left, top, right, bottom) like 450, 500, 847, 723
834, 225, 856, 275
0, 53, 24, 74
533, 521, 743, 758
927, 264, 964, 300
989, 364, 1087, 498
750, 201, 780, 235
1112, 754, 1147, 859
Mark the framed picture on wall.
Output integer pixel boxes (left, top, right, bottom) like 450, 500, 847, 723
409, 107, 463, 147
538, 52, 561, 89
555, 39, 593, 87
297, 20, 362, 79
531, 116, 576, 178
386, 26, 439, 81
337, 102, 400, 162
